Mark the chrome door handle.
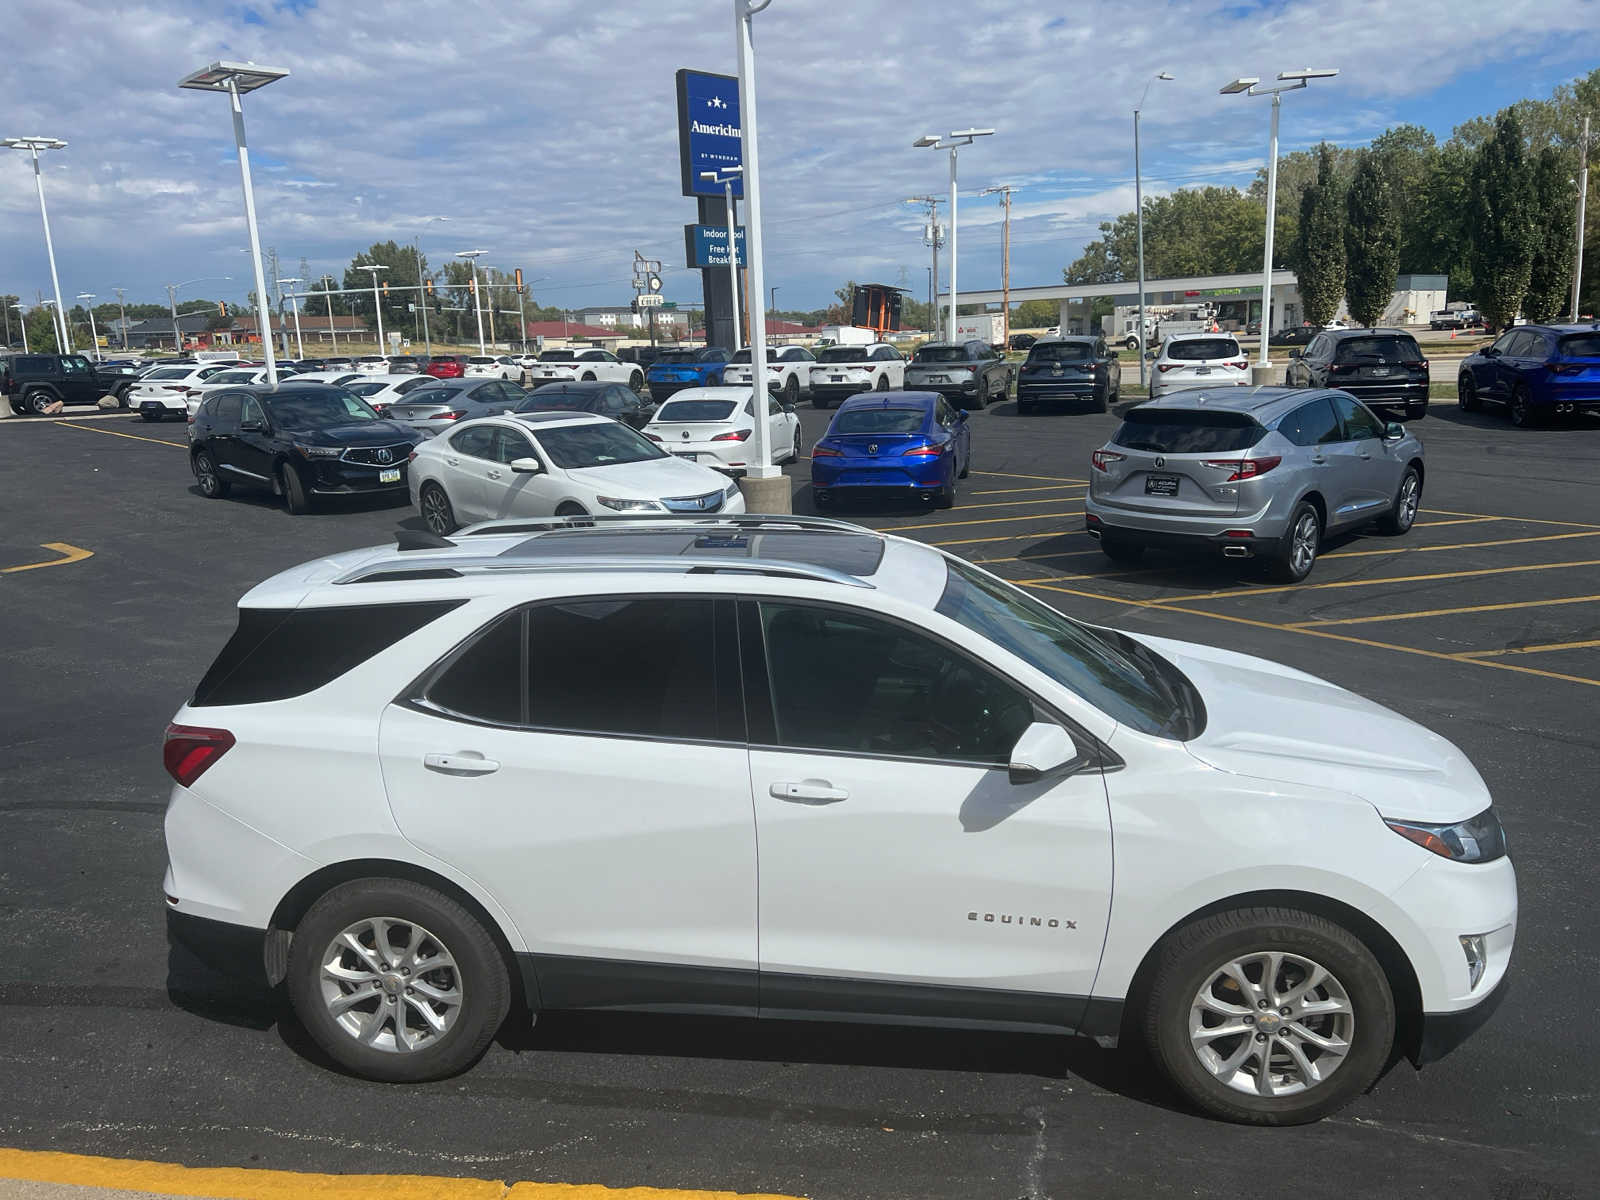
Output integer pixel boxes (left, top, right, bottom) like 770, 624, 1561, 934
423, 752, 501, 776
445, 456, 459, 466
770, 779, 848, 804
1358, 453, 1372, 460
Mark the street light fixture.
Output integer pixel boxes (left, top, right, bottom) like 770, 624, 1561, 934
456, 250, 488, 355
1222, 69, 1339, 373
359, 264, 388, 357
913, 127, 996, 341
1134, 71, 1173, 388
278, 277, 305, 358
3, 136, 71, 351
701, 166, 745, 351
76, 293, 100, 361
179, 60, 289, 385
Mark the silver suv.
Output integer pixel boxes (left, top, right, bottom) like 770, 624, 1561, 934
1084, 387, 1424, 581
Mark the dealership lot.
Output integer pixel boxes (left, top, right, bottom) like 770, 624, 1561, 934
1, 401, 1595, 1198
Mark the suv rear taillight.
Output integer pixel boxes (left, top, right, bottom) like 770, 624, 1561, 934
163, 724, 236, 787
1201, 455, 1282, 481
437, 410, 466, 421
1091, 449, 1126, 472
1228, 359, 1249, 370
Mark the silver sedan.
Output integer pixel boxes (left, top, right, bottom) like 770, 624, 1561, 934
383, 379, 530, 438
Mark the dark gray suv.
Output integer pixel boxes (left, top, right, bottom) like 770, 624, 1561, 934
1084, 387, 1425, 582
1284, 328, 1430, 420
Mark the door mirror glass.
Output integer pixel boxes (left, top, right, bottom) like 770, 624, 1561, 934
509, 456, 542, 474
1007, 721, 1084, 786
1143, 350, 1156, 361
1288, 349, 1302, 360
1383, 421, 1406, 441
956, 409, 968, 422
1483, 347, 1500, 358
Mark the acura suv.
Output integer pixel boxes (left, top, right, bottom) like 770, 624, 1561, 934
163, 514, 1511, 1125
1285, 328, 1430, 420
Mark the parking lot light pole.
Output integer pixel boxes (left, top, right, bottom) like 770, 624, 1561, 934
114, 287, 129, 351
414, 216, 447, 357
12, 304, 29, 353
359, 264, 388, 357
1222, 69, 1337, 378
915, 128, 995, 342
76, 293, 99, 360
1134, 72, 1173, 388
3, 137, 71, 352
179, 61, 289, 386
700, 166, 745, 352
40, 300, 64, 352
319, 275, 339, 352
278, 277, 305, 358
456, 250, 488, 356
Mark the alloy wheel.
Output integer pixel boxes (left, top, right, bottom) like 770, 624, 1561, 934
421, 487, 453, 535
318, 916, 463, 1053
1289, 511, 1318, 575
1397, 474, 1419, 531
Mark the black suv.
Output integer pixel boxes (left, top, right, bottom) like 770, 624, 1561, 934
1014, 336, 1121, 414
188, 383, 422, 514
1, 353, 140, 414
1285, 328, 1429, 419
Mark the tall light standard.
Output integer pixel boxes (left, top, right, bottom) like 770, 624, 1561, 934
12, 303, 29, 353
1133, 71, 1173, 388
179, 60, 289, 386
456, 250, 487, 355
40, 300, 64, 352
1572, 116, 1590, 321
278, 277, 305, 358
114, 287, 129, 350
320, 275, 339, 352
1222, 69, 1338, 379
76, 293, 100, 360
700, 166, 745, 351
3, 136, 70, 351
914, 128, 996, 341
166, 276, 230, 356
359, 263, 388, 356
414, 216, 448, 357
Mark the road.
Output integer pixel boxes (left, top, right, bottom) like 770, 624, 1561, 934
0, 395, 1594, 1199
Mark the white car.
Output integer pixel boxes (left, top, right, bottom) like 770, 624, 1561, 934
722, 345, 816, 406
184, 367, 276, 418
285, 370, 364, 388
524, 348, 644, 392
162, 514, 1514, 1125
353, 356, 394, 376
343, 374, 442, 413
641, 386, 801, 474
1149, 333, 1251, 399
464, 356, 517, 381
127, 364, 232, 421
408, 411, 745, 532
809, 342, 906, 408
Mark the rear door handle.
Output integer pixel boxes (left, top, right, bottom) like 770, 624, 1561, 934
423, 752, 501, 776
1310, 455, 1328, 465
770, 779, 849, 804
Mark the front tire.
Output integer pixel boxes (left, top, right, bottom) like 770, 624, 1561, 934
280, 463, 312, 515
1142, 906, 1394, 1126
22, 388, 54, 416
1377, 467, 1421, 536
287, 878, 510, 1084
1270, 502, 1321, 582
629, 371, 644, 393
420, 482, 457, 534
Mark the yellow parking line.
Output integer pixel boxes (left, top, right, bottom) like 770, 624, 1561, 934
0, 1147, 801, 1200
971, 483, 1088, 496
1293, 593, 1600, 628
55, 420, 186, 448
1459, 638, 1600, 659
1023, 580, 1600, 689
1423, 507, 1600, 531
970, 548, 1104, 566
886, 509, 1084, 534
1141, 557, 1600, 607
1326, 529, 1600, 561
1, 542, 93, 574
1409, 516, 1502, 528
972, 469, 1088, 484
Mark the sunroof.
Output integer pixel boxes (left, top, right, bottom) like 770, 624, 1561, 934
497, 528, 887, 576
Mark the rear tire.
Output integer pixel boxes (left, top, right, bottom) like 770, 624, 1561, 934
1458, 375, 1481, 412
784, 375, 799, 406
629, 372, 643, 393
192, 450, 231, 499
420, 483, 457, 535
1508, 384, 1535, 428
875, 375, 889, 392
1377, 467, 1421, 536
22, 388, 54, 416
1270, 501, 1320, 582
280, 463, 312, 515
934, 480, 955, 509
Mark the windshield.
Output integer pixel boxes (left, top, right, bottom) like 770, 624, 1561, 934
263, 390, 380, 428
655, 399, 738, 422
1028, 341, 1094, 363
515, 391, 596, 412
1165, 338, 1240, 361
831, 407, 926, 435
817, 347, 867, 363
936, 558, 1203, 739
1334, 336, 1422, 363
1113, 408, 1265, 453
1558, 334, 1600, 358
913, 346, 969, 363
534, 423, 666, 469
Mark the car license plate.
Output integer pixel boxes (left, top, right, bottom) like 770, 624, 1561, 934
379, 468, 401, 483
930, 374, 948, 383
1371, 367, 1390, 377
673, 451, 698, 460
1144, 473, 1180, 497
1195, 366, 1212, 375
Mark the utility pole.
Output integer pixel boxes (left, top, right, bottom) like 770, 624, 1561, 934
167, 284, 181, 354
114, 287, 128, 350
981, 185, 1017, 345
908, 195, 944, 334
1574, 115, 1590, 321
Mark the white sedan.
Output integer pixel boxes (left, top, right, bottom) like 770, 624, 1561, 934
127, 364, 232, 421
464, 355, 518, 380
409, 412, 744, 534
342, 374, 442, 412
641, 386, 800, 475
183, 367, 275, 418
524, 348, 644, 392
722, 345, 816, 405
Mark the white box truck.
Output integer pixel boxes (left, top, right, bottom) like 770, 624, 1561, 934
952, 313, 1005, 346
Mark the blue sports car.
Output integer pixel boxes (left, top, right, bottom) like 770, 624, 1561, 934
810, 391, 971, 509
645, 346, 731, 402
1457, 324, 1600, 426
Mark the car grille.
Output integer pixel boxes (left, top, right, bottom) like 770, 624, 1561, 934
661, 490, 725, 514
341, 443, 412, 466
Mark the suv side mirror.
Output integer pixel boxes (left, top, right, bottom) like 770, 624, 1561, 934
1288, 349, 1303, 360
1383, 421, 1406, 440
1482, 346, 1500, 358
509, 456, 542, 474
240, 419, 265, 433
1143, 350, 1156, 362
1007, 722, 1086, 786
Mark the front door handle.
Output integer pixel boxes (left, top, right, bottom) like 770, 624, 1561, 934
1310, 455, 1328, 465
1358, 452, 1372, 460
770, 779, 848, 804
486, 469, 502, 480
423, 752, 501, 776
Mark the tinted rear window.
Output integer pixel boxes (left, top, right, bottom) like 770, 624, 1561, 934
913, 346, 968, 363
655, 350, 697, 363
1557, 334, 1600, 358
192, 601, 462, 706
1334, 336, 1422, 363
832, 408, 927, 435
1165, 338, 1240, 361
1112, 408, 1265, 453
817, 347, 867, 363
1027, 342, 1094, 363
655, 400, 738, 422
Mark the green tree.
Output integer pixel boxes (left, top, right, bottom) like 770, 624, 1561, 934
344, 241, 429, 334
1369, 125, 1440, 273
1344, 154, 1401, 327
1063, 186, 1266, 285
23, 306, 59, 351
1295, 144, 1347, 327
1524, 145, 1577, 322
1013, 299, 1060, 328
1469, 110, 1540, 330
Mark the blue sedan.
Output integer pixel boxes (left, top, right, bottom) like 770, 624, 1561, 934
810, 391, 971, 509
1457, 324, 1600, 426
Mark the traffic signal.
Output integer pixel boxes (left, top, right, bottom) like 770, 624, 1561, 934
217, 300, 227, 317
382, 281, 390, 296
515, 267, 523, 294
468, 276, 476, 293
425, 278, 434, 295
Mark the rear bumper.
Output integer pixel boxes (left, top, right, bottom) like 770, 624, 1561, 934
811, 383, 874, 402
1017, 381, 1100, 402
1339, 381, 1430, 409
1085, 512, 1280, 557
166, 908, 274, 988
1149, 376, 1248, 398
813, 460, 951, 492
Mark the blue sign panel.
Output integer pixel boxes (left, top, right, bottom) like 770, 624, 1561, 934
685, 224, 747, 268
676, 68, 744, 200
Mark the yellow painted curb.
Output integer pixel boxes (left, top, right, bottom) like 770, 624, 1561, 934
0, 543, 94, 574
0, 1149, 805, 1200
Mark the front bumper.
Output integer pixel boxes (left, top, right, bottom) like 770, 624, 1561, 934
300, 459, 411, 494
1415, 974, 1509, 1065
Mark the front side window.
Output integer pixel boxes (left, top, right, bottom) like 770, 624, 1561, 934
61, 356, 91, 375
530, 422, 666, 469
758, 603, 1035, 764
1331, 394, 1384, 440
492, 428, 535, 464
1490, 330, 1520, 355
240, 396, 265, 427
873, 347, 901, 361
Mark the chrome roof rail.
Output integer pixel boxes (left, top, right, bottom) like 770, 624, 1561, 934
450, 513, 872, 537
334, 554, 874, 589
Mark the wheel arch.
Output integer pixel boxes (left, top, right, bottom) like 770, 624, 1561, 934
1118, 887, 1424, 1064
1296, 490, 1328, 529
1407, 458, 1424, 487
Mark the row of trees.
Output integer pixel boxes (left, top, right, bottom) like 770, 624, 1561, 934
2, 292, 224, 353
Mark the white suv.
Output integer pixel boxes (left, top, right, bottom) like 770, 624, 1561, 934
1149, 333, 1251, 399
163, 516, 1514, 1124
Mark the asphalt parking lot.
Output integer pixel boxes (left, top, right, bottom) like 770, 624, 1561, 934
1, 396, 1595, 1199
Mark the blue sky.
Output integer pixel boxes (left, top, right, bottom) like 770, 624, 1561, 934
1, 0, 1596, 317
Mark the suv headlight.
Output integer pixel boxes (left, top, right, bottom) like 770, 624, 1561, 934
596, 495, 664, 512
294, 443, 342, 458
1385, 807, 1506, 863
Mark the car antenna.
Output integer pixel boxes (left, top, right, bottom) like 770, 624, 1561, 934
395, 528, 455, 552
